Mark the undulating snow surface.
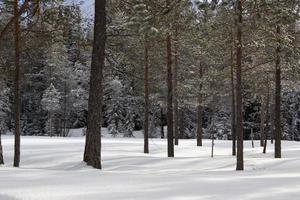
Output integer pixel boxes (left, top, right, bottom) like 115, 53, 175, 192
1, 136, 300, 200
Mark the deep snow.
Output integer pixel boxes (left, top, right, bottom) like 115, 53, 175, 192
1, 135, 300, 200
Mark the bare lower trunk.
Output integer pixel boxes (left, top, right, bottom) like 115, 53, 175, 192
260, 97, 266, 147
166, 33, 174, 157
270, 103, 274, 144
144, 41, 149, 154
263, 84, 270, 154
160, 107, 164, 139
174, 27, 179, 146
274, 25, 281, 159
13, 0, 21, 168
83, 0, 106, 169
179, 108, 184, 139
251, 128, 254, 148
230, 45, 236, 155
0, 132, 4, 165
197, 64, 203, 147
197, 99, 203, 147
236, 0, 244, 170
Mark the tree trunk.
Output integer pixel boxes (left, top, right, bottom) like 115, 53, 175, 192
197, 64, 203, 147
166, 33, 174, 157
263, 83, 270, 154
160, 107, 164, 139
166, 0, 174, 157
174, 27, 179, 146
230, 44, 236, 155
179, 108, 184, 139
260, 96, 266, 147
235, 0, 244, 171
83, 0, 106, 169
251, 128, 254, 148
274, 25, 281, 159
13, 0, 21, 168
270, 103, 274, 144
144, 40, 149, 154
0, 132, 4, 165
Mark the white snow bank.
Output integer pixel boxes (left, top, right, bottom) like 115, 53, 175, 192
0, 136, 300, 200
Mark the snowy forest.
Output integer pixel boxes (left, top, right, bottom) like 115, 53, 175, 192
0, 0, 300, 199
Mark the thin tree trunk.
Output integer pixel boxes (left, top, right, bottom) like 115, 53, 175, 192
251, 128, 254, 148
160, 107, 164, 139
211, 120, 215, 158
260, 96, 266, 147
236, 0, 244, 170
263, 83, 270, 154
49, 113, 52, 137
174, 27, 179, 146
83, 0, 106, 169
230, 44, 236, 155
13, 0, 21, 168
0, 131, 4, 165
270, 102, 274, 144
166, 0, 174, 157
63, 80, 67, 137
179, 108, 184, 139
197, 64, 203, 147
166, 33, 174, 157
274, 25, 281, 159
144, 40, 149, 154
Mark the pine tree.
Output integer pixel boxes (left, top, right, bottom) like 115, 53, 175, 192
84, 0, 106, 169
41, 83, 61, 137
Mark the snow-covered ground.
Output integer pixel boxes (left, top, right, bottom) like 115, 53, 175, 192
1, 136, 300, 200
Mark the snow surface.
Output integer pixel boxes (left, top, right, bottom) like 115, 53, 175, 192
1, 135, 300, 200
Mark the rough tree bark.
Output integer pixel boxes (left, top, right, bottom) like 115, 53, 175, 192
197, 64, 203, 147
230, 44, 236, 155
166, 0, 174, 157
83, 0, 106, 169
144, 40, 149, 154
274, 25, 281, 159
236, 0, 244, 170
13, 0, 21, 168
174, 27, 179, 146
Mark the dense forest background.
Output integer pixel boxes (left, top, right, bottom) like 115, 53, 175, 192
0, 0, 299, 141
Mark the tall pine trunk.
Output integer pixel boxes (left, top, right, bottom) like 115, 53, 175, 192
13, 0, 21, 168
174, 27, 179, 146
83, 0, 106, 169
236, 0, 244, 170
166, 33, 174, 157
230, 44, 236, 155
197, 64, 203, 147
274, 25, 281, 159
144, 40, 149, 154
166, 0, 174, 157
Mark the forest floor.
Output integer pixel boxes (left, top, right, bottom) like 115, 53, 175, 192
1, 134, 300, 200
